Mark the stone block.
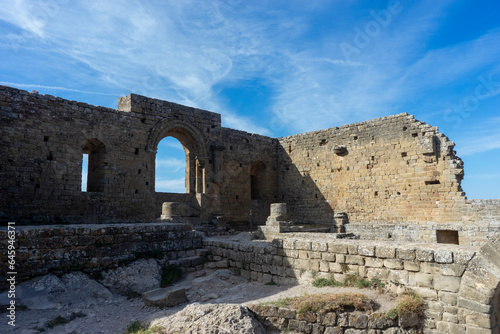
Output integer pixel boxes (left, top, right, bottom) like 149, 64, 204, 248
349, 314, 368, 328
348, 244, 358, 255
404, 260, 420, 272
142, 287, 187, 307
375, 246, 395, 259
440, 264, 465, 276
328, 243, 348, 254
414, 272, 433, 288
434, 249, 453, 264
365, 257, 384, 268
319, 312, 337, 326
433, 274, 460, 292
439, 291, 458, 306
383, 259, 403, 270
346, 255, 364, 265
416, 249, 434, 262
295, 240, 312, 251
397, 247, 416, 260
358, 245, 375, 257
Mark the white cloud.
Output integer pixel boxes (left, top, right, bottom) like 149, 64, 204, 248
155, 158, 185, 173
0, 82, 119, 96
458, 133, 500, 156
1, 0, 499, 139
155, 178, 186, 193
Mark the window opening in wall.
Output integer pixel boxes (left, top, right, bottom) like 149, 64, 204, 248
81, 153, 89, 191
155, 136, 187, 193
436, 230, 459, 244
251, 161, 266, 200
82, 138, 106, 192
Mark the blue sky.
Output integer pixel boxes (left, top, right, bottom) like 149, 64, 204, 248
1, 0, 500, 198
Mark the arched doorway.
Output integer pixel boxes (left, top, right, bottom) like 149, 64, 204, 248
151, 124, 208, 195
155, 137, 187, 193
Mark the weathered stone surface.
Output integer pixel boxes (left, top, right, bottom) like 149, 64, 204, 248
399, 313, 420, 328
149, 303, 265, 333
142, 287, 187, 307
101, 259, 160, 295
8, 272, 113, 310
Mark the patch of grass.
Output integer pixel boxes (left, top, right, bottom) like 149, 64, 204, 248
388, 292, 425, 319
160, 264, 182, 287
46, 316, 70, 329
265, 293, 372, 316
124, 321, 166, 334
312, 275, 343, 288
340, 263, 349, 273
265, 279, 277, 286
312, 273, 389, 292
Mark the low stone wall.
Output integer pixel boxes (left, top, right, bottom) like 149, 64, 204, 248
203, 236, 500, 333
248, 304, 420, 334
0, 222, 203, 289
343, 221, 500, 247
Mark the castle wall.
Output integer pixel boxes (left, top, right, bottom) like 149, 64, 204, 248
0, 85, 498, 235
0, 86, 277, 224
278, 113, 483, 227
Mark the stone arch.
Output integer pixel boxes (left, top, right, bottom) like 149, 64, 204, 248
82, 138, 106, 192
147, 119, 208, 194
458, 234, 500, 332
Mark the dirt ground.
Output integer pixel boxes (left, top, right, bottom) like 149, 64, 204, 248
1, 267, 397, 334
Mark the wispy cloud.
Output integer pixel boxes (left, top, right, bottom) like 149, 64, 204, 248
155, 178, 186, 193
156, 158, 185, 173
1, 0, 499, 139
0, 82, 120, 96
458, 131, 500, 156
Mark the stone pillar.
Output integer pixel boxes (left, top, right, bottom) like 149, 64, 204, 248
196, 158, 205, 194
161, 202, 180, 220
333, 212, 348, 233
266, 203, 288, 226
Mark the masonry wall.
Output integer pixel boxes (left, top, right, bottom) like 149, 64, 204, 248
0, 223, 204, 289
278, 113, 500, 232
0, 86, 277, 224
204, 235, 500, 333
219, 129, 278, 225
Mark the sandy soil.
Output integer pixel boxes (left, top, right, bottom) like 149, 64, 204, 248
1, 267, 397, 334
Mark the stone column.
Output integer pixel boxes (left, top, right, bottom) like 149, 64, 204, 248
266, 203, 288, 226
161, 202, 180, 220
333, 212, 348, 233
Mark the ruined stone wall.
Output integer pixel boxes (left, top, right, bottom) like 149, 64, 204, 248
204, 235, 500, 333
0, 223, 203, 289
278, 113, 471, 226
0, 86, 277, 224
219, 129, 278, 225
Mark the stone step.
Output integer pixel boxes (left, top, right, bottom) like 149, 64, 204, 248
142, 287, 187, 307
169, 256, 205, 269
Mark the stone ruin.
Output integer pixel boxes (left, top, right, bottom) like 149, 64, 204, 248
1, 85, 500, 333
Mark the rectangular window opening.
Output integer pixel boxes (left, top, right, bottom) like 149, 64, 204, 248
436, 230, 459, 245
82, 153, 89, 192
